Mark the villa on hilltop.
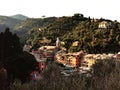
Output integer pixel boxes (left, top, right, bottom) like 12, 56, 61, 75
98, 21, 113, 29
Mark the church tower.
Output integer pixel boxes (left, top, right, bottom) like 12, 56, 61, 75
56, 37, 60, 47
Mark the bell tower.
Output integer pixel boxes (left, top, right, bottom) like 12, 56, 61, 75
56, 37, 60, 47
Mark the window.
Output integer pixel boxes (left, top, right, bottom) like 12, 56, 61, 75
61, 56, 64, 60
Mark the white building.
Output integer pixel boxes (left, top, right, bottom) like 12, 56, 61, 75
98, 21, 112, 29
56, 37, 61, 47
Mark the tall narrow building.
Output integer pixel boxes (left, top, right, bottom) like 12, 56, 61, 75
56, 37, 60, 47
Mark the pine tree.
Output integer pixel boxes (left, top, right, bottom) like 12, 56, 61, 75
0, 28, 37, 82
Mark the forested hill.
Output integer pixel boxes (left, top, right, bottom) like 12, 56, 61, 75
19, 14, 86, 44
68, 18, 120, 53
20, 14, 120, 54
0, 13, 119, 53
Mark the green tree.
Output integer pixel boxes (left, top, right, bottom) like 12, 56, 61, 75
92, 59, 120, 90
63, 37, 73, 52
0, 28, 38, 82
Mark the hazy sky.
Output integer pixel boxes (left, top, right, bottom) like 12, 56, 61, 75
0, 0, 120, 21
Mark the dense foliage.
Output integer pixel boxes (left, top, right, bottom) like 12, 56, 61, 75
10, 59, 120, 90
0, 14, 119, 53
68, 19, 120, 53
22, 14, 120, 53
0, 28, 38, 82
15, 17, 57, 44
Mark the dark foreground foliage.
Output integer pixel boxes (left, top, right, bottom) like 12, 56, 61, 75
9, 59, 120, 90
0, 29, 37, 90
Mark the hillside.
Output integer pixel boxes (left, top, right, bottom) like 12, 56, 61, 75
14, 17, 57, 43
9, 14, 28, 20
68, 19, 120, 53
0, 13, 119, 53
20, 14, 120, 53
0, 15, 22, 31
0, 24, 8, 32
21, 14, 86, 44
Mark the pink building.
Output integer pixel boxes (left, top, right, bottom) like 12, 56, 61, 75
38, 61, 46, 72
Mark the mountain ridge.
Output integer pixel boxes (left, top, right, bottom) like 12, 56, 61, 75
9, 14, 28, 20
0, 15, 22, 31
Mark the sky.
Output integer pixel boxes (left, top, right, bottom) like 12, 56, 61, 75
0, 0, 120, 21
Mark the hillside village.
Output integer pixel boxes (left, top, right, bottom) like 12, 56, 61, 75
0, 14, 119, 54
0, 14, 120, 89
22, 16, 120, 81
23, 35, 120, 80
21, 14, 120, 55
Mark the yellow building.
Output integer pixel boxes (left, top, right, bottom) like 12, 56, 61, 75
55, 51, 84, 67
72, 41, 79, 46
82, 54, 96, 67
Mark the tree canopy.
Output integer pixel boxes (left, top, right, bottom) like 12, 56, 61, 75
0, 28, 38, 82
23, 14, 120, 53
